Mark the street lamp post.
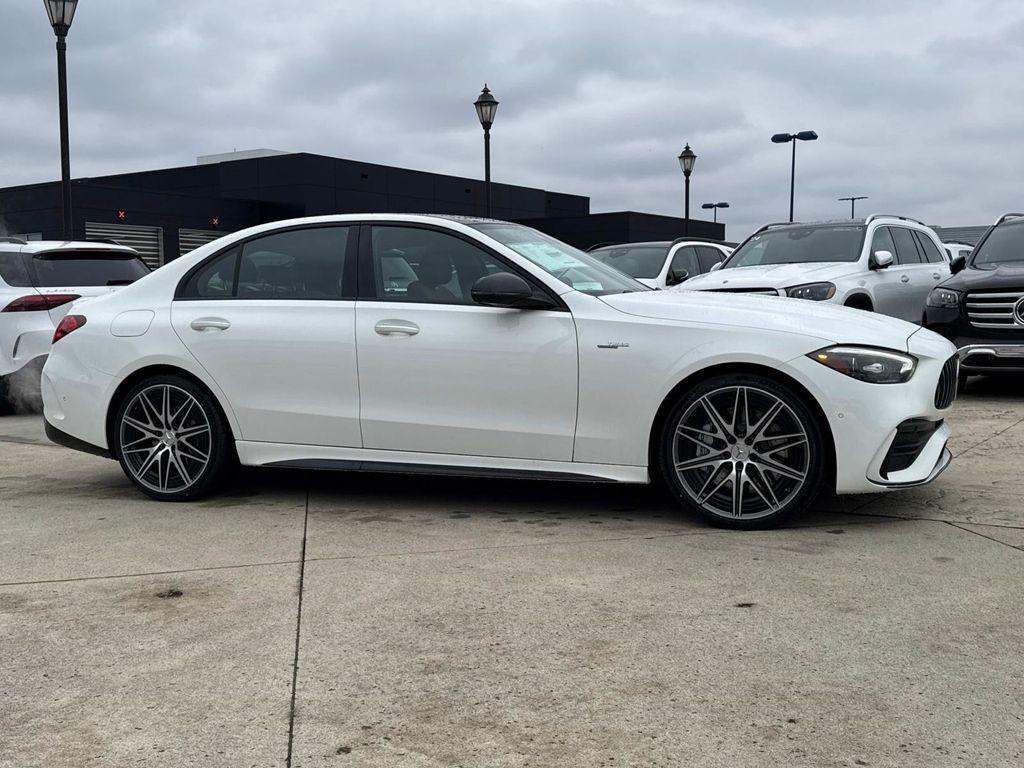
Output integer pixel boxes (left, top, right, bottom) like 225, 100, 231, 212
838, 195, 869, 218
474, 84, 499, 218
701, 201, 730, 224
43, 0, 79, 241
771, 130, 818, 222
677, 144, 697, 236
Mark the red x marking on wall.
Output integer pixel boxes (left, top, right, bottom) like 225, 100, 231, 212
116, 210, 126, 220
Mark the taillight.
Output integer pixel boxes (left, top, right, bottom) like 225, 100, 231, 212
1, 293, 80, 312
53, 314, 86, 343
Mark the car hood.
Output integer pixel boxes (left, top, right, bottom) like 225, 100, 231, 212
600, 289, 919, 350
940, 263, 1024, 292
682, 262, 860, 290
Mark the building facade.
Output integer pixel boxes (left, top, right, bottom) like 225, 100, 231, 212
0, 150, 723, 265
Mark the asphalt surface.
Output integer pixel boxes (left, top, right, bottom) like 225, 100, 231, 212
1, 377, 1023, 767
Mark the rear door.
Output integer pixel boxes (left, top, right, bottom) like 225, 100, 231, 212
695, 245, 728, 275
170, 225, 362, 447
889, 227, 933, 322
912, 230, 952, 292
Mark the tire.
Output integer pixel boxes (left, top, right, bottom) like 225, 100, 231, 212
112, 374, 234, 501
657, 373, 826, 529
957, 371, 969, 392
844, 297, 873, 312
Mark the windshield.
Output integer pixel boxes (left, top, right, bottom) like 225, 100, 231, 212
589, 245, 669, 279
724, 225, 864, 268
30, 251, 150, 287
469, 223, 649, 295
972, 221, 1024, 269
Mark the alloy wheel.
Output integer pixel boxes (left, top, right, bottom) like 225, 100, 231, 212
119, 384, 212, 494
672, 385, 810, 521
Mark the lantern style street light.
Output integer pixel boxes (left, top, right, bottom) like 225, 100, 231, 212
701, 201, 730, 223
43, 0, 79, 240
474, 84, 499, 218
678, 144, 697, 235
771, 130, 818, 222
838, 195, 869, 218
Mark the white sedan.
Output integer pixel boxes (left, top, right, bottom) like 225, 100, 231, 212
41, 215, 958, 528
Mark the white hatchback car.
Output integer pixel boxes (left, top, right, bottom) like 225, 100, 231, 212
682, 215, 951, 323
1, 238, 149, 409
588, 239, 732, 289
42, 215, 958, 528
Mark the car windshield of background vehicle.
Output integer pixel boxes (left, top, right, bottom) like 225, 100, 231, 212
972, 221, 1024, 269
724, 226, 864, 268
30, 252, 150, 286
470, 223, 649, 295
589, 246, 669, 279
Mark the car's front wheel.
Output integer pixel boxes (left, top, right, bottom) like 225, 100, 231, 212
659, 373, 826, 529
113, 375, 234, 501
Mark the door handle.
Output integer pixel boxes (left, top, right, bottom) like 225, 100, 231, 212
374, 319, 420, 336
190, 317, 231, 332
900, 275, 910, 283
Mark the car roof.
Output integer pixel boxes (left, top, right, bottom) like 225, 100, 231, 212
0, 240, 140, 256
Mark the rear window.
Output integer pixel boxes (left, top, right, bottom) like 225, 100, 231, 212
0, 252, 32, 287
30, 251, 150, 287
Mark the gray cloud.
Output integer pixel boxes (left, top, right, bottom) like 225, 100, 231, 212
1, 0, 1021, 238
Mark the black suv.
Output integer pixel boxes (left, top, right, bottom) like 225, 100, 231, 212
924, 213, 1024, 384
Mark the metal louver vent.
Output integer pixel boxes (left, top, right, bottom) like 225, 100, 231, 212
179, 229, 227, 257
85, 222, 164, 269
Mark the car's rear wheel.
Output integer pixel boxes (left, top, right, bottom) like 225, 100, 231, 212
659, 373, 826, 529
113, 375, 233, 501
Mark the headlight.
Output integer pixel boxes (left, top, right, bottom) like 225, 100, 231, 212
926, 288, 961, 308
786, 282, 836, 301
809, 345, 917, 384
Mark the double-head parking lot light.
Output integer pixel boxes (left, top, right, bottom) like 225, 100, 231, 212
701, 201, 729, 223
771, 130, 818, 222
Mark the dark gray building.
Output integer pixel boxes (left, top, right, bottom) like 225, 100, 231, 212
0, 150, 722, 266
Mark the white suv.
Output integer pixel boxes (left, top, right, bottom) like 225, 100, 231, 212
1, 238, 149, 409
588, 239, 733, 289
682, 216, 951, 323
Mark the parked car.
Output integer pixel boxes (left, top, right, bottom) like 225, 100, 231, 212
681, 215, 951, 323
0, 238, 149, 410
41, 214, 957, 529
925, 213, 1024, 385
588, 239, 732, 288
943, 242, 973, 262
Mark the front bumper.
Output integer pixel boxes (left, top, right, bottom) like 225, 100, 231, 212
958, 343, 1024, 373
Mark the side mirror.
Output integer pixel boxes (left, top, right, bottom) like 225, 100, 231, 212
870, 250, 894, 270
665, 269, 689, 286
471, 272, 555, 310
950, 254, 967, 275
710, 261, 723, 272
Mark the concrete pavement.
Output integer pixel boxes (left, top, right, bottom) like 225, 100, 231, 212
1, 379, 1023, 767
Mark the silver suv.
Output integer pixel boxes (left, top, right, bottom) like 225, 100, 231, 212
682, 215, 950, 323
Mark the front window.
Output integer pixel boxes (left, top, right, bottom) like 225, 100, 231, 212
971, 221, 1024, 269
470, 223, 649, 295
724, 225, 865, 268
589, 245, 669, 279
30, 251, 150, 287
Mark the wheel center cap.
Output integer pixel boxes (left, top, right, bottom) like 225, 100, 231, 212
161, 432, 176, 447
732, 445, 747, 460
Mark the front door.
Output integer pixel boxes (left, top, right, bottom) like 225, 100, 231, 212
355, 224, 578, 461
170, 225, 362, 447
866, 226, 913, 320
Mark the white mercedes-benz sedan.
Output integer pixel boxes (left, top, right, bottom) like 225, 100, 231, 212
41, 214, 959, 528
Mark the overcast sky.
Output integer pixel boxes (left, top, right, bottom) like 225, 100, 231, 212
1, 0, 1021, 236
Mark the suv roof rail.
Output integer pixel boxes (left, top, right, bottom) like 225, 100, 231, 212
0, 236, 27, 245
753, 221, 798, 234
994, 212, 1024, 226
864, 213, 926, 227
669, 236, 730, 246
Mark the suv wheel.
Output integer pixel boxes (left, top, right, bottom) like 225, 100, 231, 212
113, 375, 233, 501
659, 373, 825, 529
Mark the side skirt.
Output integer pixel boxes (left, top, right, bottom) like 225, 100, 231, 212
236, 441, 650, 484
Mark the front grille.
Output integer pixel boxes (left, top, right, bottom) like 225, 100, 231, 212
966, 290, 1024, 328
881, 419, 943, 477
934, 355, 959, 410
706, 287, 781, 296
